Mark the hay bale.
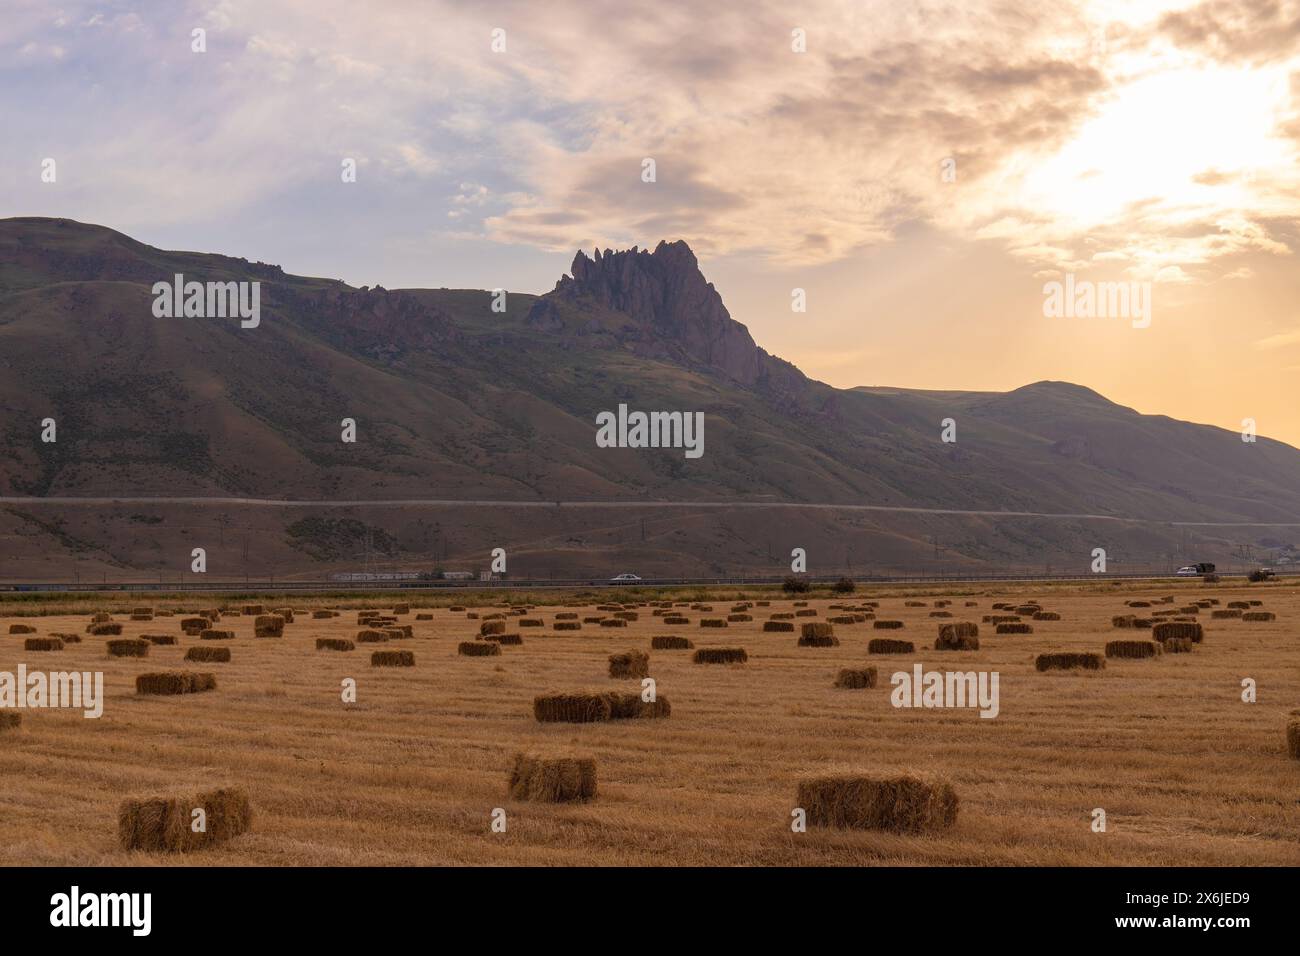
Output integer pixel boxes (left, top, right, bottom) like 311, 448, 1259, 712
1035, 652, 1104, 672
92, 612, 112, 623
1111, 615, 1137, 628
873, 620, 904, 630
763, 620, 794, 632
106, 639, 149, 658
795, 609, 818, 617
23, 637, 64, 651
382, 628, 406, 641
135, 672, 216, 696
142, 634, 177, 646
929, 611, 953, 618
602, 691, 670, 719
312, 610, 333, 619
609, 650, 650, 679
798, 622, 839, 647
904, 601, 926, 608
519, 618, 544, 627
372, 650, 415, 667
459, 641, 500, 656
1163, 637, 1193, 653
834, 667, 878, 689
1287, 720, 1300, 760
392, 604, 410, 615
241, 604, 264, 615
827, 615, 856, 625
1153, 621, 1203, 643
185, 646, 230, 663
482, 632, 523, 645
88, 623, 123, 636
356, 629, 388, 643
697, 618, 727, 629
663, 615, 690, 625
769, 612, 794, 620
727, 613, 753, 622
692, 647, 748, 664
936, 622, 981, 649
1032, 611, 1060, 621
868, 638, 914, 654
7, 623, 35, 635
271, 607, 294, 624
50, 632, 81, 644
1227, 601, 1250, 609
599, 618, 628, 628
253, 614, 284, 638
118, 787, 251, 852
1105, 640, 1161, 659
508, 754, 597, 803
1015, 605, 1041, 615
200, 629, 235, 641
0, 713, 20, 731
796, 773, 958, 833
180, 617, 208, 634
315, 638, 355, 652
995, 623, 1032, 635
1243, 611, 1276, 622
1211, 609, 1242, 619
651, 635, 693, 650
553, 621, 582, 631
614, 611, 639, 621
533, 692, 612, 723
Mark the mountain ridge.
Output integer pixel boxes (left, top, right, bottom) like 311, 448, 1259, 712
0, 217, 1296, 578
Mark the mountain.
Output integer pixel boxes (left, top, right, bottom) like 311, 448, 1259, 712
0, 217, 1296, 581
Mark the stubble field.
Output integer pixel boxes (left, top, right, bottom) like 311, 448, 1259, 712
1, 582, 1297, 866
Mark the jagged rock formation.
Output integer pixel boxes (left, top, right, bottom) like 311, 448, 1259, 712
528, 240, 807, 393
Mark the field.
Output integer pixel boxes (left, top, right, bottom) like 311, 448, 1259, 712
1, 582, 1298, 866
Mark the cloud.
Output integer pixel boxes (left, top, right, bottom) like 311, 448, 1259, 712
1, 0, 1299, 279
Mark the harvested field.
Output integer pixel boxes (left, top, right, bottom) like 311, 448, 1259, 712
0, 584, 1297, 866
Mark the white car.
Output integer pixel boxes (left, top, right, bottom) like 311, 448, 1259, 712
1175, 566, 1199, 577
609, 572, 642, 583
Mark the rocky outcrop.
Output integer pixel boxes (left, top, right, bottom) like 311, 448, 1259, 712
528, 240, 808, 394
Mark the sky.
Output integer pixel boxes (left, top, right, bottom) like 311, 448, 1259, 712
3, 0, 1300, 445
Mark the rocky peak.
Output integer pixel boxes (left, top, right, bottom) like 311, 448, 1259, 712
530, 239, 805, 392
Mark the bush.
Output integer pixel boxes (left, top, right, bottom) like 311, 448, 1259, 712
1248, 569, 1273, 583
782, 576, 811, 594
831, 577, 856, 595
1203, 573, 1220, 584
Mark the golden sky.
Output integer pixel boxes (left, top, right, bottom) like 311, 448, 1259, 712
5, 0, 1299, 444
